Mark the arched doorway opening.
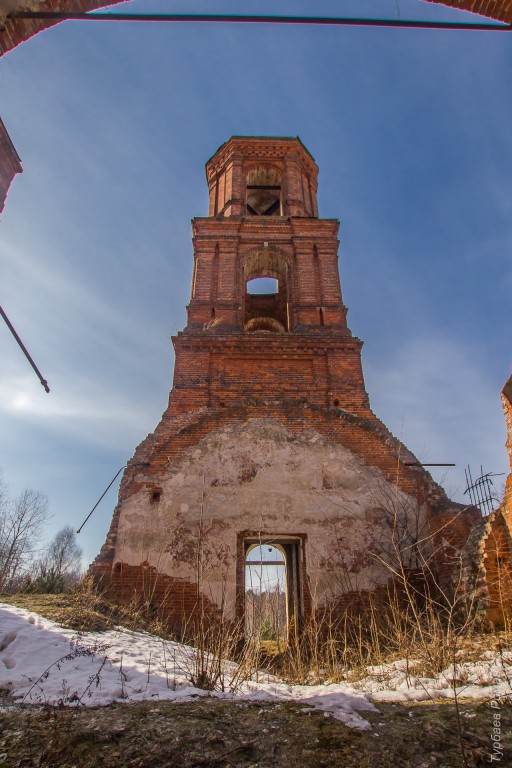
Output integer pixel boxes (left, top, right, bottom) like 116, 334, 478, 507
245, 542, 287, 646
243, 537, 303, 647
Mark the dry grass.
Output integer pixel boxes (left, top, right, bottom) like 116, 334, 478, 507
0, 580, 180, 637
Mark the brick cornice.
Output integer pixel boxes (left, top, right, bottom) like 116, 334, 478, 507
206, 136, 318, 182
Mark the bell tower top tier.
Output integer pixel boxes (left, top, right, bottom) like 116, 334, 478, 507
206, 136, 319, 218
186, 135, 350, 337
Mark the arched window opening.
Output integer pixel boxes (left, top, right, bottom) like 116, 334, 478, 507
245, 544, 287, 646
246, 167, 282, 217
243, 250, 289, 332
247, 277, 278, 295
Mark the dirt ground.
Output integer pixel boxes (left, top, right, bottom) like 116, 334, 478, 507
0, 692, 511, 768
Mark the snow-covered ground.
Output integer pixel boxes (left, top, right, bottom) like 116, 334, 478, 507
351, 653, 512, 703
1, 604, 511, 730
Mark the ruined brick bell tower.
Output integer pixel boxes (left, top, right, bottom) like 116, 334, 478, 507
170, 136, 370, 416
92, 137, 482, 636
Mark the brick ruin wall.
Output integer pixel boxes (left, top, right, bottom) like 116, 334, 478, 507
482, 513, 512, 625
462, 511, 512, 627
455, 376, 512, 628
0, 117, 21, 214
91, 402, 480, 633
502, 376, 512, 524
483, 376, 512, 624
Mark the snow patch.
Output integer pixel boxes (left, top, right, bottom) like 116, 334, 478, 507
0, 604, 375, 729
1, 603, 510, 730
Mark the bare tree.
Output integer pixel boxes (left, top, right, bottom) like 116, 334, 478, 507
0, 485, 48, 592
45, 525, 82, 587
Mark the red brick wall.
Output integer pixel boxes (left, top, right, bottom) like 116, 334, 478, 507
427, 0, 512, 23
169, 335, 370, 415
482, 513, 512, 626
206, 137, 319, 219
0, 117, 22, 214
502, 377, 512, 516
501, 377, 512, 554
187, 218, 347, 332
100, 562, 222, 636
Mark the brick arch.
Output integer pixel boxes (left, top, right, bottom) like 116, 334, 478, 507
243, 248, 288, 283
246, 165, 282, 186
240, 241, 292, 267
119, 400, 446, 503
1, 1, 511, 58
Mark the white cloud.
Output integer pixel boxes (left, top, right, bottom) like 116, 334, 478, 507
0, 373, 159, 451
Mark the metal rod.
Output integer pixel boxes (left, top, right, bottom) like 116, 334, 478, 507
76, 465, 126, 534
76, 460, 150, 533
9, 12, 512, 32
404, 463, 455, 466
476, 466, 486, 509
247, 561, 285, 566
0, 304, 50, 393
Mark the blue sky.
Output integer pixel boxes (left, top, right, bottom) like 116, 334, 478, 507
1, 0, 511, 565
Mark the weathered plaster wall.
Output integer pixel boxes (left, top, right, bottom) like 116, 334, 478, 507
92, 396, 478, 621
111, 418, 431, 619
